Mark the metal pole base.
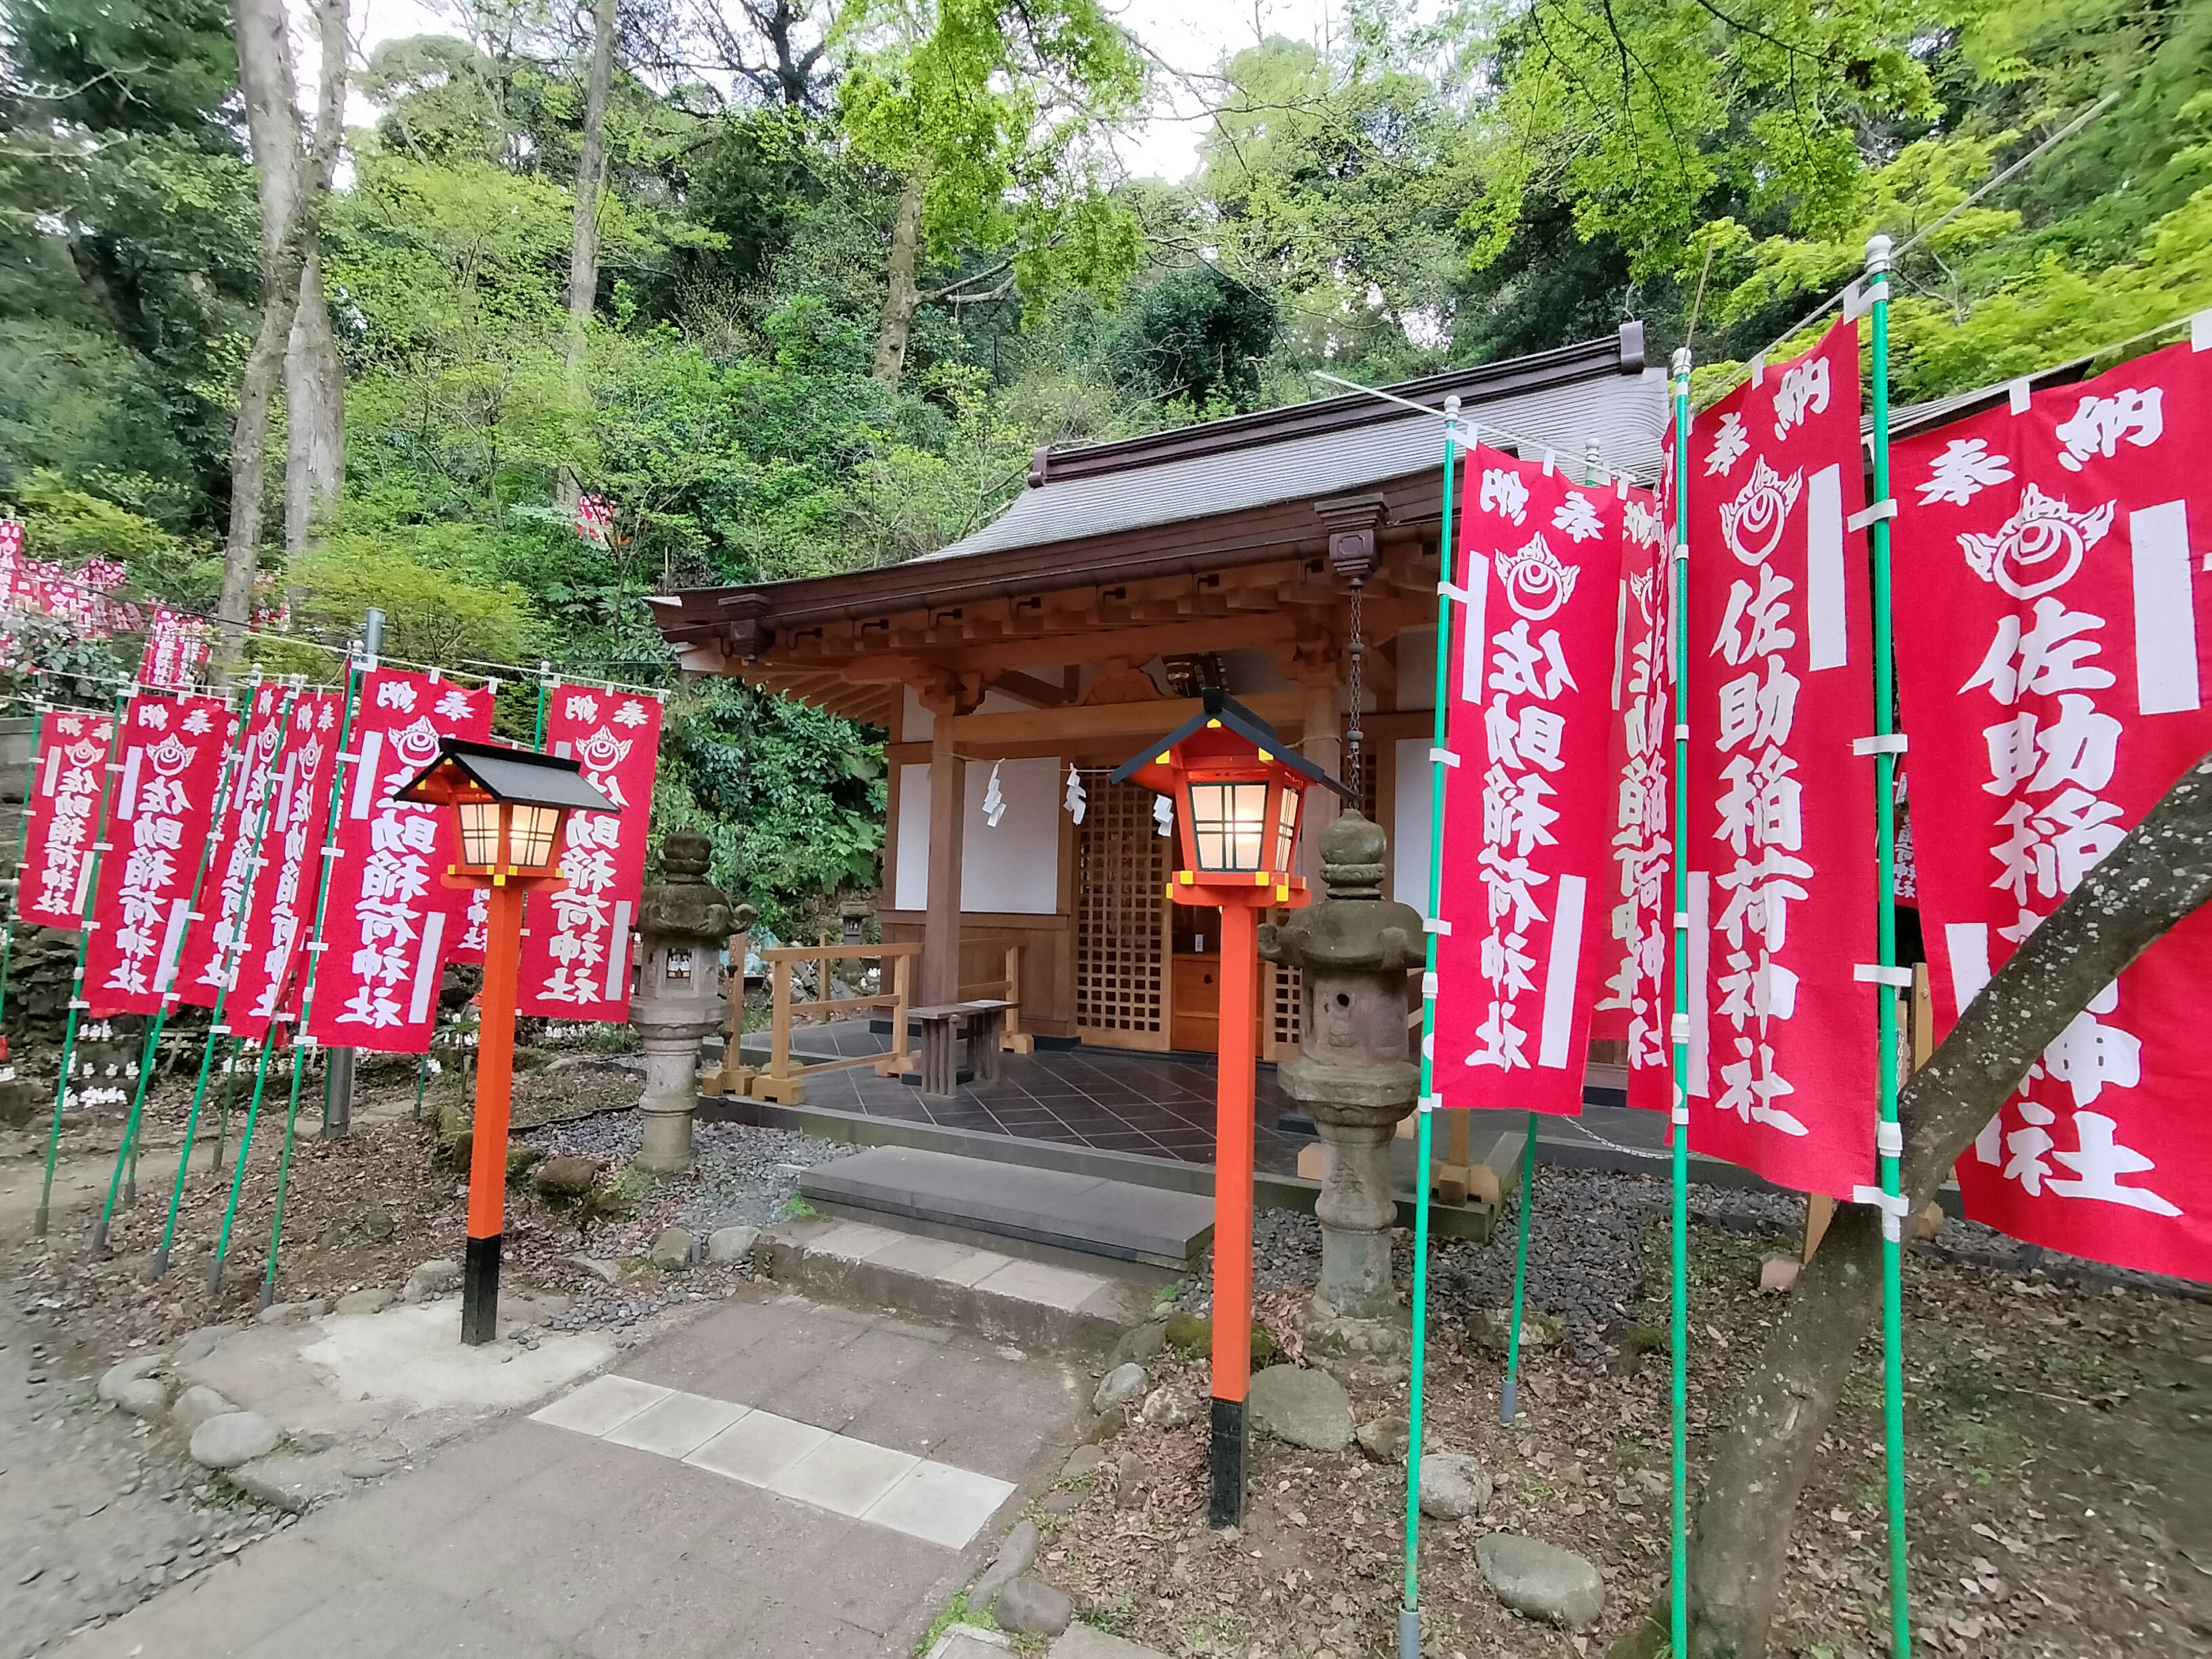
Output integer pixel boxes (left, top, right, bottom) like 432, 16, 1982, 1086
122, 1179, 134, 1207
1499, 1378, 1517, 1425
91, 1219, 108, 1253
461, 1232, 502, 1346
150, 1245, 169, 1277
257, 1281, 274, 1312
1397, 1606, 1421, 1658
1208, 1396, 1247, 1529
31, 1207, 47, 1238
205, 1260, 223, 1294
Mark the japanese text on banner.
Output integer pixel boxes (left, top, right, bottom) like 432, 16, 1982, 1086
174, 686, 289, 1012
1433, 446, 1622, 1115
304, 670, 493, 1054
17, 710, 115, 930
82, 693, 232, 1017
1893, 336, 2212, 1281
1683, 321, 1877, 1198
518, 688, 660, 1020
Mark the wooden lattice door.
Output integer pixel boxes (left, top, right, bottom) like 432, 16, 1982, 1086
1075, 779, 1170, 1050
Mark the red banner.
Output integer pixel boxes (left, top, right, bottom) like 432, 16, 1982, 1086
1594, 484, 1669, 1059
1893, 336, 2212, 1279
83, 693, 233, 1017
518, 687, 662, 1019
18, 710, 116, 929
1434, 445, 1623, 1114
137, 607, 212, 692
175, 687, 287, 1010
1681, 321, 1877, 1198
305, 671, 493, 1053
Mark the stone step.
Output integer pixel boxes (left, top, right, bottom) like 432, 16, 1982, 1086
758, 1217, 1149, 1360
799, 1146, 1215, 1270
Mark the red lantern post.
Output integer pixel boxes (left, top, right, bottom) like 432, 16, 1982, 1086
1114, 688, 1350, 1525
396, 738, 619, 1344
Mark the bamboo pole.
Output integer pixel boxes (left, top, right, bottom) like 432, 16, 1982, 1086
33, 691, 130, 1237
253, 660, 365, 1302
95, 683, 261, 1248
1667, 347, 1695, 1657
1397, 393, 1465, 1659
1863, 231, 1914, 1658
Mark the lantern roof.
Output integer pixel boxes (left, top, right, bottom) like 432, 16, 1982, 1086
395, 737, 620, 815
1109, 688, 1355, 797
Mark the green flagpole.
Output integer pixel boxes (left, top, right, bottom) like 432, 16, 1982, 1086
33, 690, 130, 1238
150, 679, 300, 1276
1399, 393, 1466, 1659
94, 681, 258, 1248
1667, 347, 1694, 1657
255, 657, 364, 1304
1863, 231, 1913, 1659
0, 702, 53, 1038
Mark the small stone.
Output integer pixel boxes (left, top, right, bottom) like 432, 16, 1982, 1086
505, 1146, 544, 1181
1113, 1449, 1146, 1508
1247, 1365, 1353, 1453
332, 1288, 394, 1316
1419, 1453, 1491, 1520
1476, 1533, 1607, 1630
994, 1577, 1073, 1637
532, 1156, 601, 1200
971, 1518, 1039, 1618
108, 1379, 169, 1420
646, 1226, 694, 1271
1759, 1256, 1801, 1294
1082, 1405, 1126, 1445
1161, 1312, 1210, 1356
1355, 1415, 1408, 1463
292, 1431, 336, 1453
1061, 1445, 1106, 1482
255, 1301, 317, 1326
189, 1412, 282, 1471
705, 1226, 758, 1266
96, 1357, 167, 1410
225, 1450, 350, 1513
344, 1455, 401, 1480
1092, 1362, 1147, 1415
1041, 1490, 1082, 1516
567, 1253, 620, 1285
1108, 1322, 1166, 1370
404, 1260, 460, 1301
1138, 1386, 1195, 1430
170, 1386, 236, 1435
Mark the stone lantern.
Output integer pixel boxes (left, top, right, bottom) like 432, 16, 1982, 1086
1258, 810, 1424, 1358
630, 831, 735, 1173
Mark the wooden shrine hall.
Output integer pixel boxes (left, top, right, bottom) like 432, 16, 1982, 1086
649, 327, 1666, 1087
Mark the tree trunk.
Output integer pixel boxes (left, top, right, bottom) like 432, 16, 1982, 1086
873, 175, 924, 389
558, 0, 617, 516
1610, 745, 2212, 1659
282, 249, 346, 558
220, 0, 347, 670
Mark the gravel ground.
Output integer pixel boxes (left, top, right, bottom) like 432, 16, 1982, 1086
519, 1118, 854, 1233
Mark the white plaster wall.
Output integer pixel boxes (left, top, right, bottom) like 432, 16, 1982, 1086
892, 756, 1062, 915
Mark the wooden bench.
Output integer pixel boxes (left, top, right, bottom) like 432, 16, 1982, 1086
906, 999, 1015, 1099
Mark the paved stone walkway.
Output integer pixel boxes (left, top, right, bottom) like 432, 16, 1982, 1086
58, 1291, 1084, 1658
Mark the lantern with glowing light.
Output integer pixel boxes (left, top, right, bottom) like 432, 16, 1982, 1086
1113, 688, 1348, 1526
397, 738, 619, 1345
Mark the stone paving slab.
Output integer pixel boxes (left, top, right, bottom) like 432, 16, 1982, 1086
58, 1290, 1082, 1659
801, 1146, 1216, 1267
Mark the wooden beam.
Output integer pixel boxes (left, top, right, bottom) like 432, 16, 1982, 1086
923, 718, 964, 1003
947, 690, 1306, 747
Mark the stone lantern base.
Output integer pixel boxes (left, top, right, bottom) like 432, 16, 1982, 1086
635, 1019, 718, 1173
1283, 1067, 1416, 1364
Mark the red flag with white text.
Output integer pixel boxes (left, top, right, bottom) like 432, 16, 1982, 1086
174, 686, 288, 1013
1681, 320, 1878, 1198
18, 709, 116, 930
305, 670, 493, 1053
518, 687, 662, 1020
83, 693, 233, 1016
1434, 445, 1624, 1114
1594, 483, 1670, 1073
1893, 336, 2212, 1281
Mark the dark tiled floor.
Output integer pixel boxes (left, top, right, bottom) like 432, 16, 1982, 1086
737, 1024, 1309, 1175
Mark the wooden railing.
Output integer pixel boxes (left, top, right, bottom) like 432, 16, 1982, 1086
747, 942, 920, 1107
957, 942, 1035, 1055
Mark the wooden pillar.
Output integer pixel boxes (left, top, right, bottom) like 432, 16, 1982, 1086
1301, 677, 1342, 879
922, 715, 965, 1004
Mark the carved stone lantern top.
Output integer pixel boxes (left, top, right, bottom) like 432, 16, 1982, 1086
1258, 810, 1424, 976
638, 830, 737, 941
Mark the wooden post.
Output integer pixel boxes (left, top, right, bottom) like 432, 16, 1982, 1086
1210, 896, 1260, 1529
874, 951, 916, 1077
757, 953, 805, 1105
1001, 942, 1034, 1053
922, 716, 965, 1005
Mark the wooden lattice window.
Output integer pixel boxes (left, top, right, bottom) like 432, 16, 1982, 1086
1266, 953, 1302, 1062
1075, 779, 1166, 1043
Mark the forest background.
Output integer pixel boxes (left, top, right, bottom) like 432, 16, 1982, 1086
1, 0, 2206, 934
